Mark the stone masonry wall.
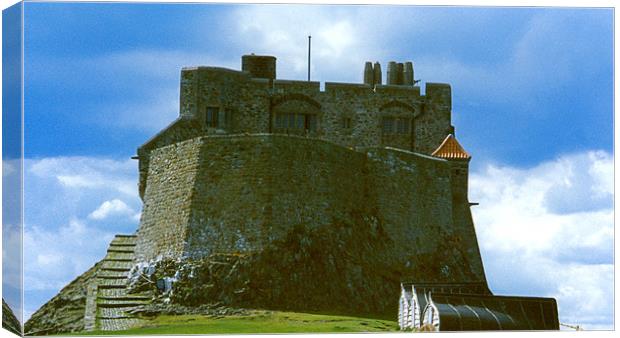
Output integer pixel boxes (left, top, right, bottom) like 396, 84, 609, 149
183, 135, 370, 258
135, 134, 486, 283
138, 67, 455, 202
170, 67, 451, 154
134, 137, 204, 262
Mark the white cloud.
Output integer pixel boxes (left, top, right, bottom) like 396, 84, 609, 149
23, 156, 143, 321
24, 218, 115, 291
3, 160, 17, 177
470, 150, 613, 330
231, 5, 409, 83
88, 199, 136, 220
2, 222, 23, 291
29, 156, 138, 197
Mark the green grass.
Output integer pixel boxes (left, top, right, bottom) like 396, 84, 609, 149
75, 310, 400, 335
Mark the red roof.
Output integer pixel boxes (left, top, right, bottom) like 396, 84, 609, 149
431, 134, 471, 160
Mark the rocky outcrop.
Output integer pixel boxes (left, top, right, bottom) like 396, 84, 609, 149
3, 298, 21, 336
130, 216, 479, 320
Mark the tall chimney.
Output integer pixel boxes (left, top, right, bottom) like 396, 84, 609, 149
397, 63, 404, 85
387, 61, 398, 85
241, 54, 276, 80
363, 62, 374, 85
373, 61, 382, 85
403, 62, 414, 86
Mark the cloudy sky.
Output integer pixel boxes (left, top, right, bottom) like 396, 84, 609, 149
2, 1, 613, 330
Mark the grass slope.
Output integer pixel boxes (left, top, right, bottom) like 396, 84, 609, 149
76, 310, 399, 335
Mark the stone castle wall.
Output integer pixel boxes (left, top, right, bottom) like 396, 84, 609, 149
134, 134, 486, 283
137, 61, 455, 201
176, 66, 452, 151
134, 137, 203, 261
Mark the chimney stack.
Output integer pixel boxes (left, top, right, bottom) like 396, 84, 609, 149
363, 62, 374, 85
387, 61, 398, 85
373, 61, 382, 85
403, 62, 414, 86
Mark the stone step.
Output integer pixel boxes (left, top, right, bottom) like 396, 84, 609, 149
98, 318, 144, 331
110, 237, 138, 246
98, 295, 150, 302
101, 267, 131, 272
105, 253, 134, 261
107, 248, 135, 253
98, 270, 128, 278
98, 278, 126, 286
99, 306, 139, 317
97, 275, 126, 280
98, 315, 133, 320
98, 284, 127, 289
115, 234, 137, 238
103, 256, 133, 262
98, 301, 148, 308
102, 260, 133, 270
99, 288, 129, 297
109, 242, 136, 247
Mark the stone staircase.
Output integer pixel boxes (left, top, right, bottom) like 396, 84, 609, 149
84, 234, 152, 332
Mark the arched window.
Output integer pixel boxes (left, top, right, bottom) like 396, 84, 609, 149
204, 106, 230, 131
272, 96, 321, 134
379, 101, 416, 150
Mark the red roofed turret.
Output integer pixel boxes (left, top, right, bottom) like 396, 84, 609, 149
431, 134, 471, 160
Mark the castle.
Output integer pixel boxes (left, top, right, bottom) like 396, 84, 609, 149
25, 54, 558, 334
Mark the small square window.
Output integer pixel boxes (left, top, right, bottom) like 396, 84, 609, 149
342, 117, 352, 129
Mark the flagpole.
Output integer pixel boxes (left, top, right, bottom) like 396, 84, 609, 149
307, 35, 311, 81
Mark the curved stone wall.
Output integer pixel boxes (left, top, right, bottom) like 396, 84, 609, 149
134, 134, 486, 283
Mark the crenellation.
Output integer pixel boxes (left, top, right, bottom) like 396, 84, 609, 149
424, 82, 452, 110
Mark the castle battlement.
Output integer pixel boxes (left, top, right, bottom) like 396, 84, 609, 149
174, 55, 453, 153
136, 54, 460, 200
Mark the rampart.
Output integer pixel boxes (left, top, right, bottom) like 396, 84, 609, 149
134, 134, 486, 283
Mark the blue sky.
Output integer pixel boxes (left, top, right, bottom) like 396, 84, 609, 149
3, 1, 614, 330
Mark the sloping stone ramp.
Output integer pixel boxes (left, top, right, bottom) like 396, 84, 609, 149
84, 234, 151, 332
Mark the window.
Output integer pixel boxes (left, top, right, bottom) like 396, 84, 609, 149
342, 117, 352, 130
382, 117, 395, 134
206, 107, 219, 128
397, 118, 410, 134
275, 113, 318, 132
296, 114, 304, 129
306, 114, 317, 131
383, 117, 410, 134
275, 114, 283, 129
